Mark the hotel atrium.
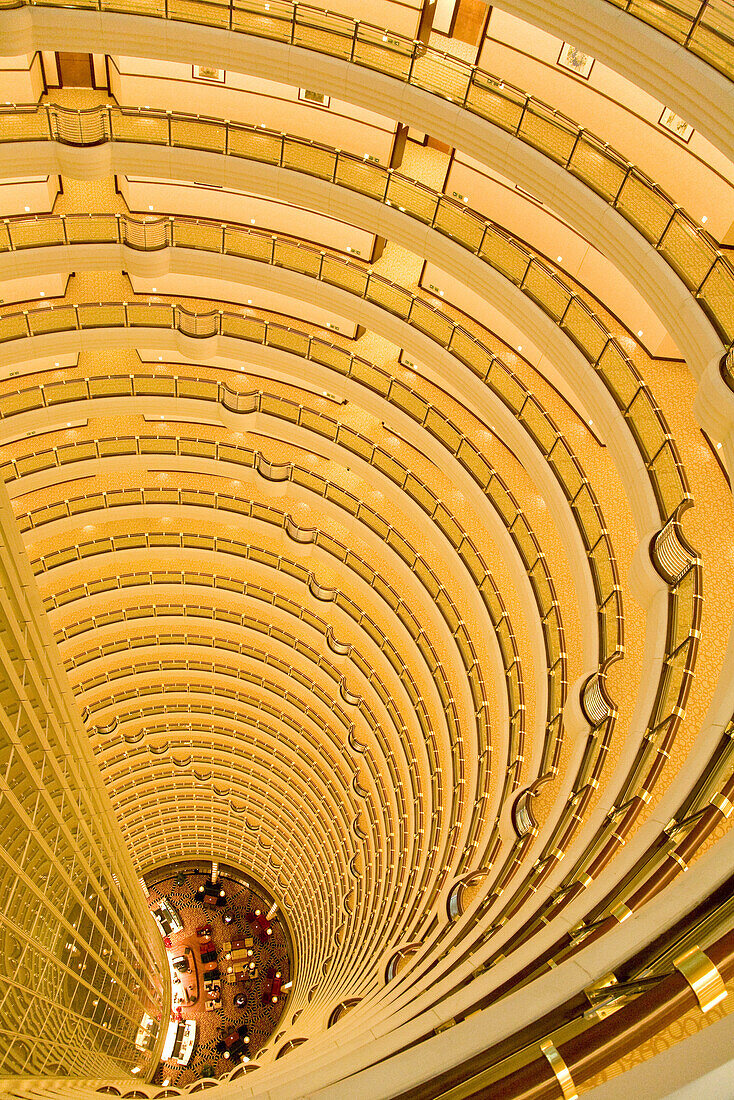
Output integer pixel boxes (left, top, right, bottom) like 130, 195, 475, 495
0, 0, 732, 1095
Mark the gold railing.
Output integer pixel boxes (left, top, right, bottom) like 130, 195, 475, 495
26, 465, 455, 797
0, 243, 696, 912
31, 511, 463, 911
4, 269, 634, 866
0, 276, 700, 988
10, 416, 517, 879
4, 370, 528, 865
0, 209, 623, 661
1, 259, 692, 887
0, 108, 696, 523
602, 0, 734, 78
0, 5, 730, 337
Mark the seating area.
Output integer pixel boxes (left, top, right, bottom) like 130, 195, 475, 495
216, 1023, 251, 1064
247, 910, 274, 943
146, 868, 291, 1087
197, 880, 227, 908
263, 968, 282, 1005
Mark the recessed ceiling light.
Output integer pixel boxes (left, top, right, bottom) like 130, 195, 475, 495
637, 330, 644, 337
24, 205, 30, 212
39, 291, 45, 297
701, 215, 708, 223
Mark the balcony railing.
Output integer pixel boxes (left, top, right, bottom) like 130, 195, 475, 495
0, 9, 729, 348
0, 119, 696, 529
602, 0, 734, 77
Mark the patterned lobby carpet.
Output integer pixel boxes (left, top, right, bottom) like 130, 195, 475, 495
148, 872, 291, 1086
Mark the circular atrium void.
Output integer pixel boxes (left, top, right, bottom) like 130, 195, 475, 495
144, 863, 293, 1087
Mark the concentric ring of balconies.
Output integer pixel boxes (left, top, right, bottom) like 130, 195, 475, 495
18, 451, 528, 906
12, 442, 528, 976
1, 356, 563, 844
1, 204, 699, 972
0, 3, 730, 356
0, 301, 713, 1091
1, 321, 704, 990
0, 367, 589, 1047
0, 4, 730, 1090
0, 99, 728, 373
0, 3, 730, 344
0, 266, 699, 963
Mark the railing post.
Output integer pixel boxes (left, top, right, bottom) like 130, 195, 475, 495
684, 0, 710, 46
463, 65, 475, 108
656, 205, 678, 250
558, 291, 577, 328
407, 39, 421, 82
612, 163, 633, 207
515, 96, 529, 137
565, 127, 584, 169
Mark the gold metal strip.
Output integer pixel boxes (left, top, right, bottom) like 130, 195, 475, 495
611, 902, 633, 922
540, 1039, 578, 1099
710, 792, 733, 817
674, 946, 728, 1012
669, 850, 688, 872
